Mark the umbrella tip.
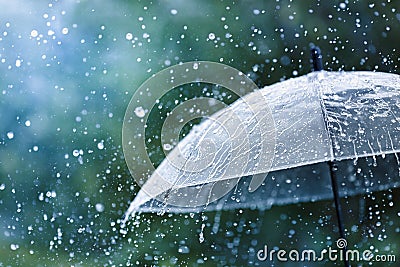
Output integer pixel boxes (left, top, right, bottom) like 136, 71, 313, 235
310, 46, 323, 72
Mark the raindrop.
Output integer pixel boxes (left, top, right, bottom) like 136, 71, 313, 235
339, 3, 346, 9
95, 203, 105, 212
30, 30, 38, 38
253, 9, 260, 15
72, 150, 80, 157
97, 142, 104, 150
134, 106, 146, 118
46, 190, 56, 198
208, 32, 216, 40
199, 223, 205, 243
61, 27, 69, 35
25, 120, 31, 127
170, 9, 178, 15
163, 143, 173, 151
125, 32, 133, 41
6, 131, 14, 139
178, 245, 190, 254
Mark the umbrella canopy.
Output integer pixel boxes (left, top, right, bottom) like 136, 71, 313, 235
124, 70, 400, 218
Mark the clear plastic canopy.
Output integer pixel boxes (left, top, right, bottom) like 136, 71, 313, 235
125, 71, 400, 218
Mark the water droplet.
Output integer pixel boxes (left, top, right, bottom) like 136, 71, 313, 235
178, 245, 190, 254
6, 131, 14, 139
170, 9, 178, 15
126, 33, 133, 40
30, 30, 38, 38
95, 203, 105, 212
208, 32, 215, 40
61, 27, 69, 35
97, 142, 104, 150
163, 143, 173, 151
134, 106, 146, 118
199, 223, 205, 243
72, 150, 80, 157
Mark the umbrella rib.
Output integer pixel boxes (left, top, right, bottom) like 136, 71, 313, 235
315, 77, 350, 267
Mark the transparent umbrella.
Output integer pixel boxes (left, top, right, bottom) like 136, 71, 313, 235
123, 55, 400, 228
123, 52, 400, 266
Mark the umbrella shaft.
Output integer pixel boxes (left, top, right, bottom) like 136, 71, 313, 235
328, 161, 350, 267
329, 161, 345, 237
311, 46, 323, 71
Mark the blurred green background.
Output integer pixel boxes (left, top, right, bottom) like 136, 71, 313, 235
0, 0, 399, 266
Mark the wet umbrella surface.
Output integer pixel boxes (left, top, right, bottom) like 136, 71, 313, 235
125, 70, 400, 219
